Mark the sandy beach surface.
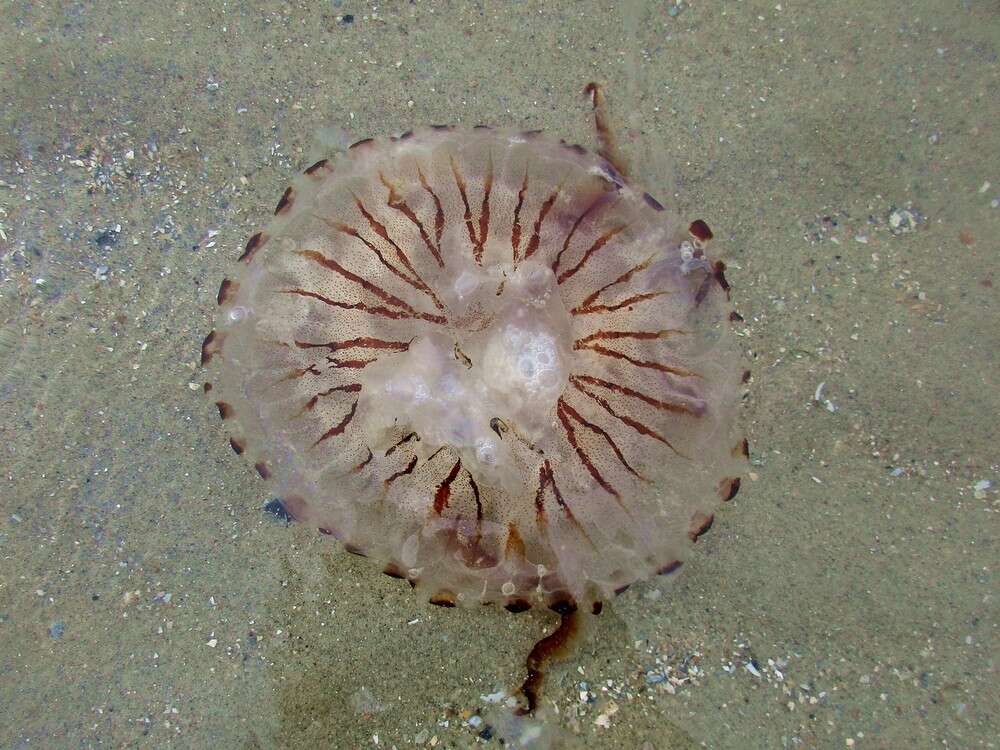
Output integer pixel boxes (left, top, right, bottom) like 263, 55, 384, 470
1, 2, 997, 748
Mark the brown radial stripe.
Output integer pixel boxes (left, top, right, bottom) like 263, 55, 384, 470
352, 447, 374, 473
556, 400, 620, 499
556, 224, 626, 284
576, 340, 697, 378
475, 157, 494, 265
296, 337, 409, 352
296, 248, 421, 315
255, 462, 271, 479
522, 187, 560, 261
573, 290, 667, 315
325, 357, 376, 369
415, 165, 446, 261
570, 373, 700, 416
572, 255, 653, 313
535, 459, 587, 524
450, 156, 493, 266
535, 459, 583, 530
278, 363, 322, 382
238, 232, 267, 263
505, 599, 532, 613
558, 398, 645, 483
326, 216, 444, 311
552, 192, 614, 277
384, 456, 418, 488
570, 375, 679, 454
312, 400, 358, 446
215, 401, 234, 420
575, 328, 686, 346
349, 137, 374, 150
352, 197, 445, 310
229, 437, 245, 455
385, 432, 418, 457
283, 288, 445, 325
301, 383, 362, 413
511, 172, 528, 263
433, 459, 463, 514
380, 172, 445, 267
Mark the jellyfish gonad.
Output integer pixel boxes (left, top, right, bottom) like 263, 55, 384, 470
202, 83, 747, 713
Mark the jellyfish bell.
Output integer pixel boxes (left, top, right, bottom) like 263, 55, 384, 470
203, 83, 747, 713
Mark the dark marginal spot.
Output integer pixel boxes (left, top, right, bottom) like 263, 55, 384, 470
560, 141, 588, 156
341, 13, 354, 24
229, 437, 245, 455
729, 310, 745, 322
721, 476, 742, 501
318, 527, 335, 536
262, 498, 294, 523
430, 124, 453, 131
382, 563, 407, 580
203, 382, 212, 393
255, 462, 271, 479
614, 583, 631, 595
742, 369, 752, 384
736, 439, 750, 459
713, 261, 731, 295
399, 130, 413, 140
238, 231, 267, 263
274, 186, 294, 215
505, 599, 532, 613
689, 218, 713, 242
657, 560, 683, 576
688, 512, 714, 542
215, 401, 234, 420
591, 601, 603, 615
473, 124, 492, 130
549, 598, 577, 616
200, 330, 221, 365
344, 543, 367, 557
429, 591, 457, 607
348, 137, 373, 150
303, 158, 329, 176
216, 278, 235, 305
643, 192, 665, 211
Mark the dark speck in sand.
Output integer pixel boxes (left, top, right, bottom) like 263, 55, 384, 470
94, 229, 119, 249
263, 498, 294, 525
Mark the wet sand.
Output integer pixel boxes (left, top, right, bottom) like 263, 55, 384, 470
1, 2, 997, 748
